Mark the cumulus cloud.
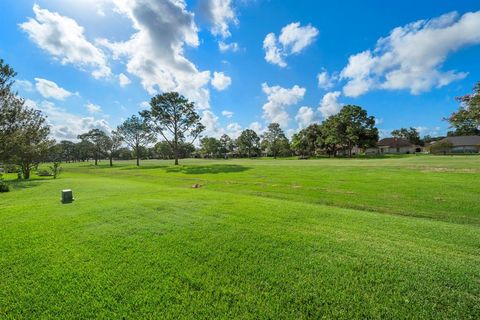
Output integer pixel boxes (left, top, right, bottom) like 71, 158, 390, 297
218, 41, 239, 52
200, 0, 238, 38
14, 80, 34, 93
222, 110, 234, 118
317, 70, 336, 89
20, 4, 111, 79
85, 102, 102, 114
26, 99, 111, 141
249, 121, 263, 134
118, 73, 131, 87
340, 11, 480, 97
226, 122, 242, 138
261, 83, 306, 127
263, 22, 319, 67
201, 110, 221, 137
295, 106, 316, 128
99, 0, 211, 109
211, 71, 232, 90
34, 78, 73, 100
318, 91, 342, 118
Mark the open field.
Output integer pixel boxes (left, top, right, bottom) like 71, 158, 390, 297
1, 156, 479, 318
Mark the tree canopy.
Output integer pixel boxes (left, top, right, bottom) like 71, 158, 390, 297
446, 81, 480, 136
117, 115, 156, 166
141, 92, 204, 165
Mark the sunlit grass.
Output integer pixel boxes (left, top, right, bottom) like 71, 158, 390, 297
1, 155, 479, 318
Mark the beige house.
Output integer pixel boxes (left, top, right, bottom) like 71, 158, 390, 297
377, 137, 420, 154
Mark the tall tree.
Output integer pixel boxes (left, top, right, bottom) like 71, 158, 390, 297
0, 59, 53, 178
219, 134, 234, 158
335, 105, 378, 157
446, 81, 480, 136
236, 129, 260, 158
200, 137, 221, 158
391, 127, 422, 146
78, 129, 108, 166
117, 115, 156, 166
261, 123, 288, 158
141, 92, 204, 165
104, 131, 123, 167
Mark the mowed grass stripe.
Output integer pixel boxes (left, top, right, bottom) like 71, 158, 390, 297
1, 157, 479, 318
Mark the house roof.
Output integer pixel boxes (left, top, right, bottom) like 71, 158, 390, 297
378, 137, 413, 148
440, 135, 480, 146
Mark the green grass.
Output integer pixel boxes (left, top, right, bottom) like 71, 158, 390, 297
1, 156, 479, 319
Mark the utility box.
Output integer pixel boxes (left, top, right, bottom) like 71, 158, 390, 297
61, 189, 74, 203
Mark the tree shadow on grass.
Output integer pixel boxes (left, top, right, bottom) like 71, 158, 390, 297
121, 165, 170, 171
165, 164, 250, 174
7, 178, 47, 190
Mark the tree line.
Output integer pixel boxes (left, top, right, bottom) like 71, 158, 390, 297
1, 57, 479, 180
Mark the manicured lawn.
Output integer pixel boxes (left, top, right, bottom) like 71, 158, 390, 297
1, 156, 479, 318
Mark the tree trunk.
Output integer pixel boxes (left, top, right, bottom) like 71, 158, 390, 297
109, 155, 113, 167
95, 154, 98, 166
174, 138, 179, 165
22, 163, 30, 179
136, 143, 140, 166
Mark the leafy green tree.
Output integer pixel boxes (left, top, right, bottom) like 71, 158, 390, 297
0, 60, 53, 178
446, 81, 480, 136
320, 116, 343, 157
219, 134, 234, 158
104, 131, 123, 167
117, 115, 156, 166
154, 141, 174, 159
261, 123, 289, 158
291, 124, 324, 157
74, 140, 93, 162
200, 137, 221, 158
78, 129, 108, 166
141, 92, 204, 165
335, 105, 378, 157
391, 127, 423, 146
236, 129, 260, 158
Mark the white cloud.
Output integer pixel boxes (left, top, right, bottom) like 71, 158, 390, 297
85, 102, 102, 114
211, 71, 232, 91
261, 83, 306, 127
340, 11, 480, 97
139, 101, 150, 109
249, 121, 263, 134
295, 106, 316, 128
27, 99, 111, 141
318, 91, 342, 118
34, 78, 73, 100
226, 122, 242, 138
118, 73, 131, 87
263, 22, 319, 67
201, 110, 221, 137
14, 80, 34, 92
317, 70, 336, 89
263, 33, 286, 67
99, 0, 211, 109
200, 0, 238, 38
218, 41, 239, 52
222, 110, 234, 118
20, 4, 111, 79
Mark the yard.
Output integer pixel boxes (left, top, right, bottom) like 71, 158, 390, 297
1, 155, 479, 318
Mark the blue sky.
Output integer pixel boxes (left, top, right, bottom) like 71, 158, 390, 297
1, 0, 479, 141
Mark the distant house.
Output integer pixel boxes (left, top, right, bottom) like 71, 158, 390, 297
431, 136, 480, 154
377, 137, 421, 154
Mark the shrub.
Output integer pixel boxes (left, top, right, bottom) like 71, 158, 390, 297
49, 162, 62, 179
0, 174, 9, 193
